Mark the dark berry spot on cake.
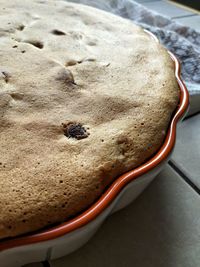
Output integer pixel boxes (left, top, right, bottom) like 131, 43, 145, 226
65, 58, 96, 67
86, 58, 96, 62
56, 68, 75, 84
10, 92, 24, 100
87, 41, 96, 46
37, 0, 46, 3
1, 71, 11, 83
62, 122, 89, 140
51, 29, 66, 35
65, 60, 77, 66
12, 45, 18, 48
25, 40, 44, 49
17, 24, 25, 31
21, 50, 26, 53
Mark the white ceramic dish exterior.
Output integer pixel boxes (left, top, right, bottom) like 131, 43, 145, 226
1, 156, 170, 267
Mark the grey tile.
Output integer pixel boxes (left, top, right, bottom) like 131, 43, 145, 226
172, 114, 200, 188
175, 15, 200, 31
51, 165, 200, 267
142, 0, 193, 18
187, 94, 200, 117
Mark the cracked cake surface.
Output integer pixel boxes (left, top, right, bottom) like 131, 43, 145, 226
0, 0, 179, 239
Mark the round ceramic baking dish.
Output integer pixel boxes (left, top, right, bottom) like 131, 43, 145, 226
0, 31, 189, 267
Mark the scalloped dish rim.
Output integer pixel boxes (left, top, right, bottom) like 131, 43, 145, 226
0, 30, 189, 252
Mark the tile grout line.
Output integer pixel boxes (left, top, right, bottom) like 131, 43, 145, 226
173, 14, 198, 19
168, 160, 200, 195
42, 261, 51, 267
184, 111, 200, 120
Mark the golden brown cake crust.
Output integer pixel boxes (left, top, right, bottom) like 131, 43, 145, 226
0, 0, 179, 239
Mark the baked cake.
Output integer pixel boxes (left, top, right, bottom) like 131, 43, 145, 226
0, 0, 179, 239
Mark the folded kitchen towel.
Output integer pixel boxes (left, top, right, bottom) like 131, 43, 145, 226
68, 0, 200, 115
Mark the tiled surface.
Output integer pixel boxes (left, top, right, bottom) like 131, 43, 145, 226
142, 0, 193, 18
175, 15, 200, 31
172, 114, 200, 188
50, 166, 200, 267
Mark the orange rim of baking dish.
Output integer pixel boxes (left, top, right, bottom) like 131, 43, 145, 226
0, 30, 189, 252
